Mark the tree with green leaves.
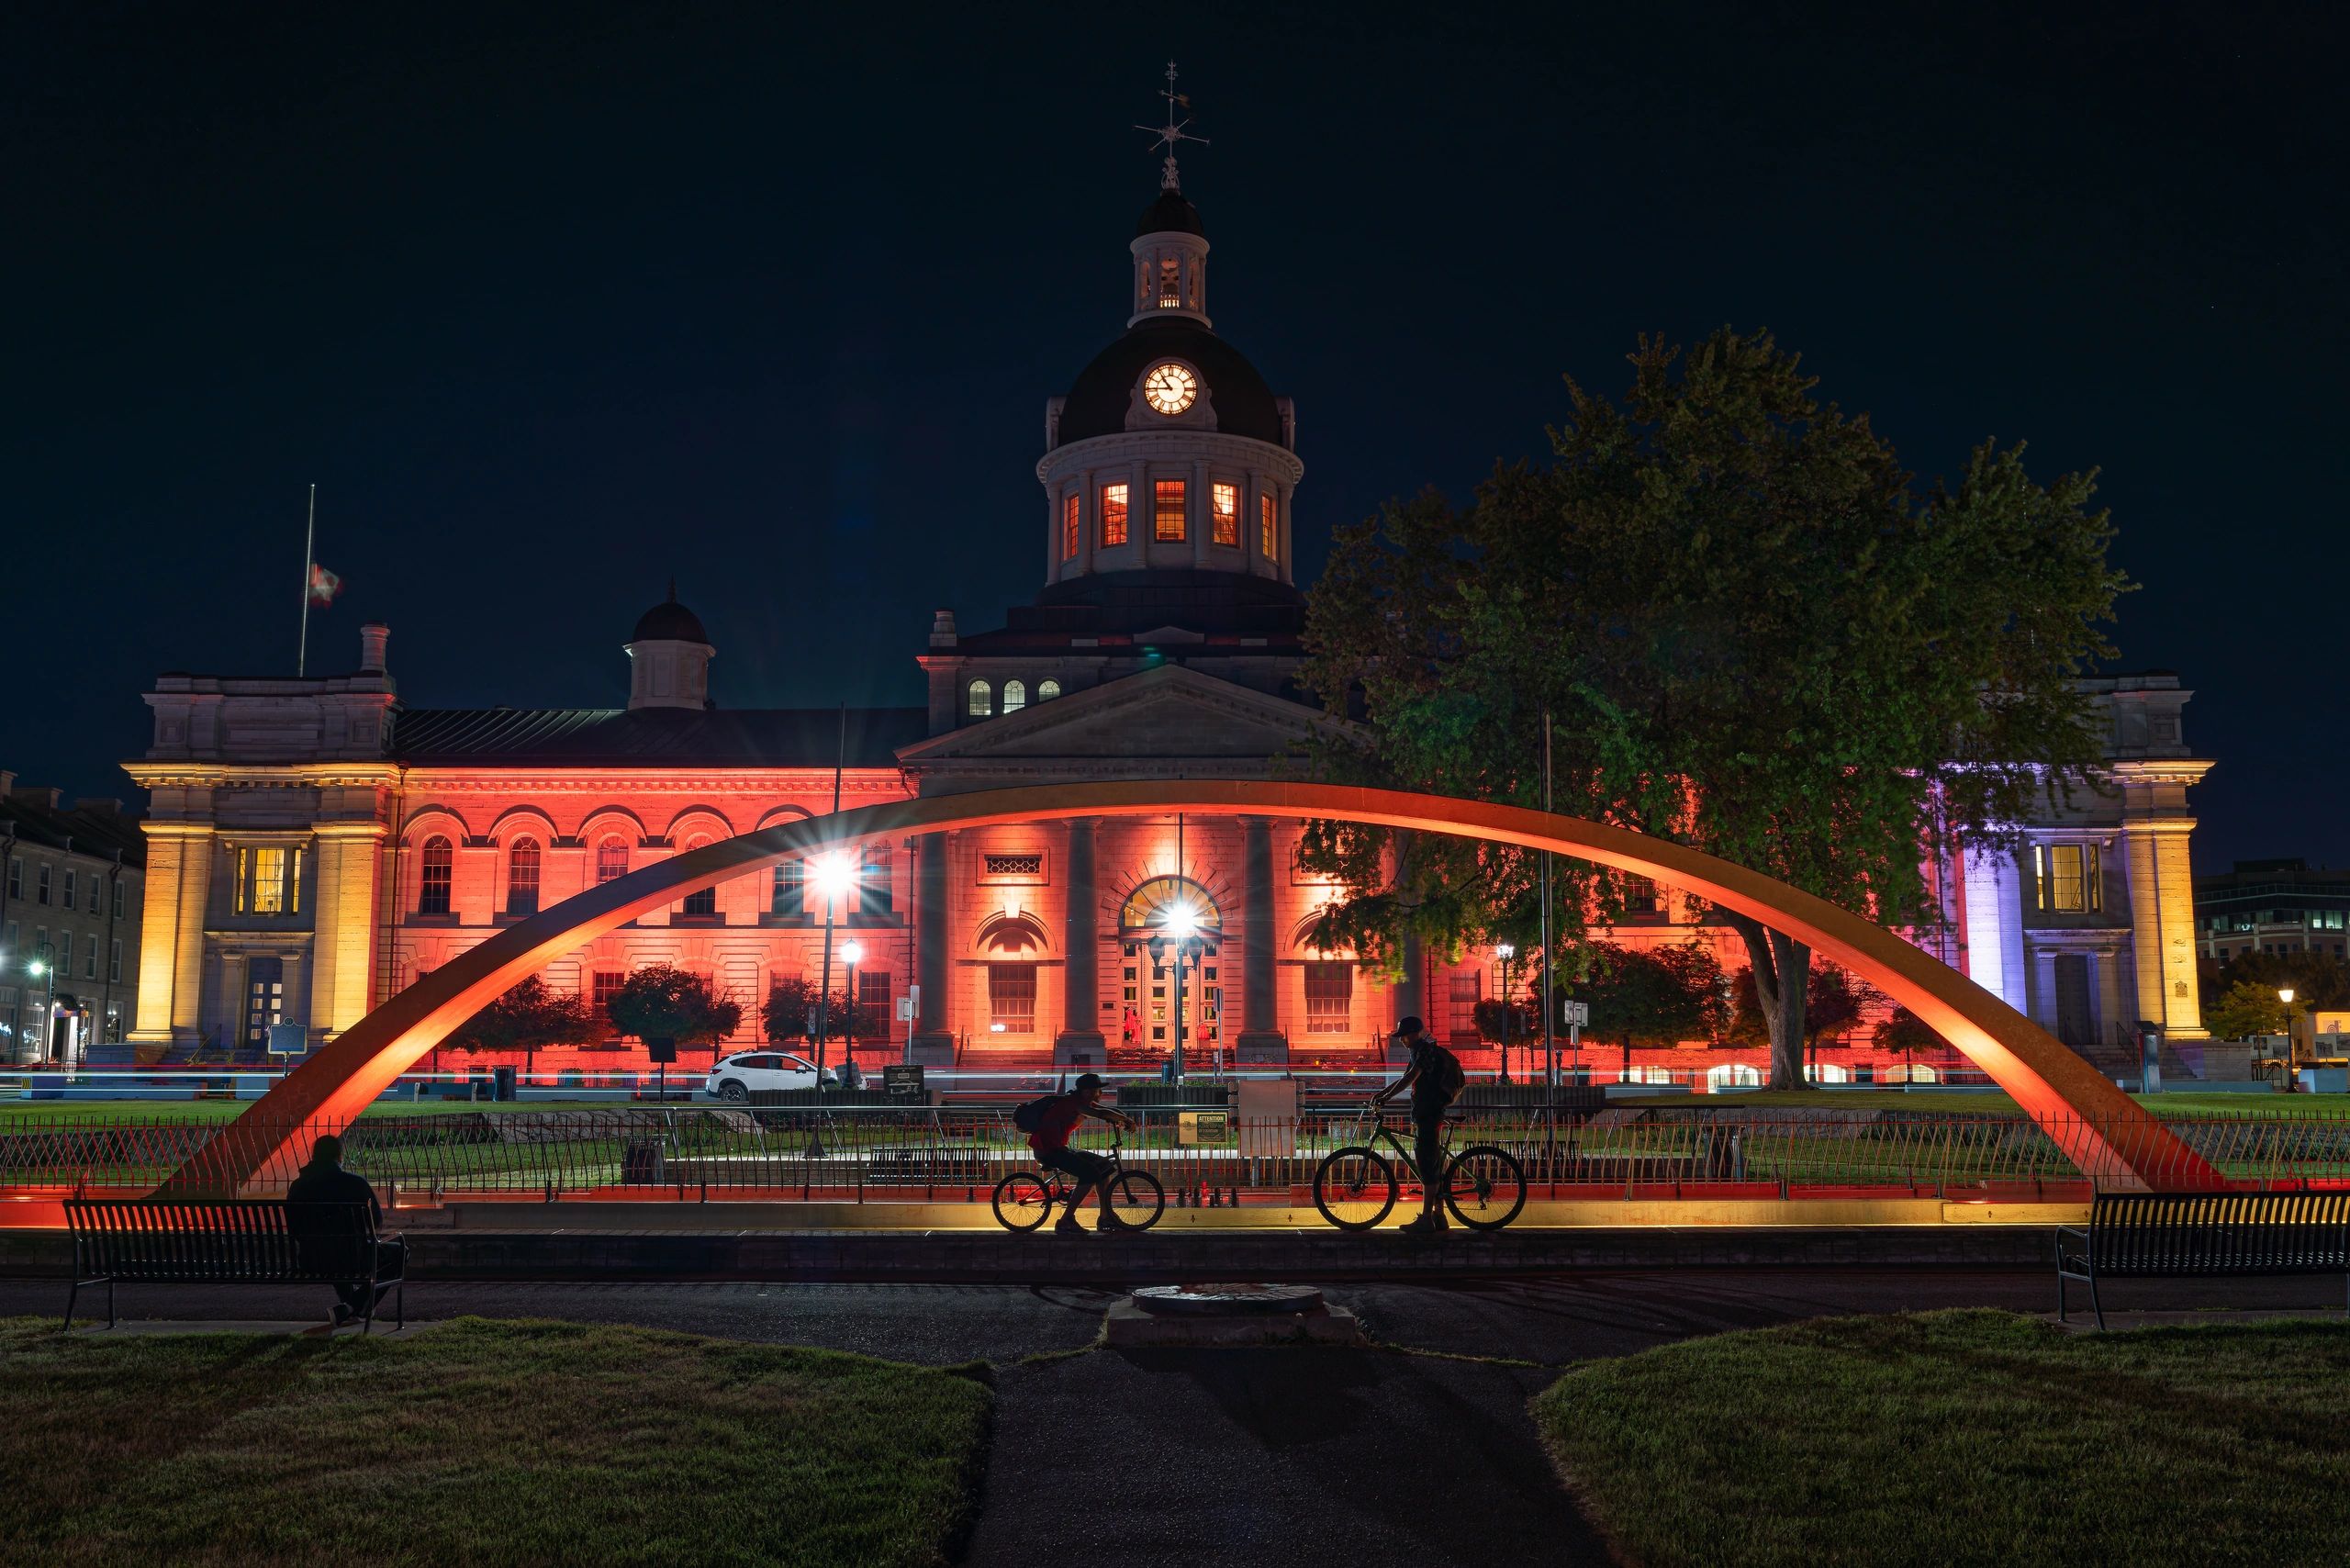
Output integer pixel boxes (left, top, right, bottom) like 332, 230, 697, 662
606, 965, 744, 1072
760, 977, 852, 1046
2199, 950, 2350, 1012
1300, 328, 2128, 1088
445, 975, 600, 1081
1872, 1006, 1941, 1084
1566, 941, 1728, 1081
1472, 994, 1536, 1081
2202, 980, 2289, 1042
1732, 962, 1865, 1079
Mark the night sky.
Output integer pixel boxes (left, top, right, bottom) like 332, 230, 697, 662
6, 5, 2344, 871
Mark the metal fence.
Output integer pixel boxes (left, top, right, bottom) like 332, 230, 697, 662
5, 1104, 2348, 1203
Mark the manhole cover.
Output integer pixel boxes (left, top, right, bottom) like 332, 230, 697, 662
1130, 1282, 1325, 1316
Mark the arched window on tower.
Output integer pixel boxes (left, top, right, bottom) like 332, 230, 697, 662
1158, 256, 1181, 308
1038, 679, 1062, 701
506, 838, 542, 916
968, 680, 993, 718
418, 836, 453, 915
1003, 680, 1026, 713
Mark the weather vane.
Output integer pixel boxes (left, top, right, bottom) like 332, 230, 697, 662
1137, 60, 1207, 191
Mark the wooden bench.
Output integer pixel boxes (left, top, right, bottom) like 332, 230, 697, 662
63, 1198, 405, 1332
2055, 1191, 2350, 1329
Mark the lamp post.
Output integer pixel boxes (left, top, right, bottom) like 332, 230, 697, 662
1147, 903, 1216, 1082
811, 853, 857, 1090
840, 938, 864, 1085
1495, 942, 1516, 1083
29, 945, 55, 1066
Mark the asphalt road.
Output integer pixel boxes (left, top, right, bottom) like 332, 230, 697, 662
6, 1271, 2340, 1567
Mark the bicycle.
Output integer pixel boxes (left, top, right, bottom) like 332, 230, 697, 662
1311, 1103, 1528, 1231
990, 1145, 1167, 1232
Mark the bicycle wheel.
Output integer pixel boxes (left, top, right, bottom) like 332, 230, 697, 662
1442, 1144, 1528, 1231
991, 1170, 1056, 1232
1104, 1169, 1166, 1230
1312, 1147, 1398, 1231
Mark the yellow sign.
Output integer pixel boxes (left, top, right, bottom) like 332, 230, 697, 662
1178, 1110, 1229, 1146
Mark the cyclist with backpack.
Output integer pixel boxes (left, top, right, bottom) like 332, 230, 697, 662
1372, 1014, 1466, 1235
1013, 1072, 1135, 1233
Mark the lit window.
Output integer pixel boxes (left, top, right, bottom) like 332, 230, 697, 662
2033, 844, 2100, 913
1101, 483, 1129, 547
1212, 483, 1238, 546
1155, 478, 1186, 542
1158, 257, 1181, 307
1304, 961, 1354, 1034
1062, 491, 1080, 559
1038, 679, 1061, 700
989, 961, 1038, 1033
507, 839, 542, 915
771, 860, 807, 917
418, 837, 453, 915
596, 838, 630, 884
1003, 679, 1026, 713
968, 679, 992, 717
237, 847, 297, 915
1259, 493, 1277, 557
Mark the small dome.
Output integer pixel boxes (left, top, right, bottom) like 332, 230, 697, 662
1056, 315, 1284, 448
631, 587, 708, 644
1136, 188, 1204, 238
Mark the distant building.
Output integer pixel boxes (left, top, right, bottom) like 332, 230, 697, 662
2194, 859, 2350, 965
0, 772, 146, 1063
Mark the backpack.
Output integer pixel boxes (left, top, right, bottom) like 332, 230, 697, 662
1423, 1041, 1467, 1103
1013, 1093, 1061, 1133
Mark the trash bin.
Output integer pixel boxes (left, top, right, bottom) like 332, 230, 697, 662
492, 1065, 517, 1102
621, 1138, 665, 1185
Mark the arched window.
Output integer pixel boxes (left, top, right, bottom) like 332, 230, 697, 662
506, 838, 542, 915
418, 836, 453, 915
1038, 679, 1061, 700
968, 680, 992, 718
595, 838, 629, 884
681, 837, 717, 917
1002, 679, 1026, 713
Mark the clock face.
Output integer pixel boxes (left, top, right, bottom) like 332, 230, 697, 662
1142, 362, 1199, 416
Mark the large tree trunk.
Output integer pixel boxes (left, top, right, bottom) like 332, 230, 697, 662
1723, 913, 1810, 1090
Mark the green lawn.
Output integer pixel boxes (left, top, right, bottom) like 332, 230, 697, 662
1535, 1309, 2350, 1568
0, 1316, 992, 1568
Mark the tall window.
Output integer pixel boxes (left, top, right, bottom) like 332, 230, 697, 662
236, 847, 297, 915
596, 838, 630, 884
1304, 961, 1354, 1034
506, 839, 542, 915
1101, 483, 1129, 546
988, 962, 1038, 1034
36, 864, 50, 905
1062, 491, 1080, 558
1002, 679, 1026, 713
1154, 478, 1186, 542
591, 970, 626, 1029
2033, 844, 2100, 913
1038, 679, 1061, 700
680, 839, 717, 917
1158, 256, 1181, 307
771, 860, 807, 917
246, 957, 285, 1047
83, 939, 96, 980
112, 879, 126, 920
1212, 482, 1238, 546
856, 968, 894, 1036
5, 858, 18, 900
968, 679, 993, 717
88, 876, 101, 914
57, 932, 72, 973
109, 939, 122, 983
1259, 493, 1278, 557
62, 869, 76, 910
858, 851, 893, 918
418, 837, 453, 915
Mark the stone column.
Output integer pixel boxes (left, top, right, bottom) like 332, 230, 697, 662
309, 822, 386, 1038
911, 831, 954, 1060
129, 823, 214, 1053
1235, 816, 1286, 1064
2122, 815, 2208, 1038
1055, 818, 1105, 1064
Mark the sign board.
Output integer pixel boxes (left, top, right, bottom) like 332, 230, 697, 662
1561, 1001, 1590, 1027
1177, 1109, 1230, 1146
896, 996, 916, 1022
644, 1036, 678, 1065
265, 1023, 309, 1057
883, 1064, 925, 1096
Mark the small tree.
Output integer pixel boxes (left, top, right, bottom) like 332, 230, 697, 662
2203, 980, 2288, 1042
1472, 995, 1536, 1081
445, 976, 601, 1080
606, 966, 744, 1087
1570, 941, 1727, 1081
1872, 1006, 1940, 1085
761, 978, 851, 1046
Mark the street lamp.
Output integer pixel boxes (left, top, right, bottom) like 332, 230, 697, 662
1147, 902, 1216, 1081
811, 853, 858, 1088
840, 938, 865, 1081
29, 946, 55, 1066
1495, 943, 1516, 1083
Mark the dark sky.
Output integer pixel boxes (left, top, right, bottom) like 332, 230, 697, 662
6, 4, 2344, 872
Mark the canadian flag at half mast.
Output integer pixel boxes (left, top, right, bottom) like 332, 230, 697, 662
308, 563, 343, 605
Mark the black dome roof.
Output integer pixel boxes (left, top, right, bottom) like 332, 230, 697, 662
632, 592, 709, 644
1136, 188, 1204, 238
1056, 315, 1285, 449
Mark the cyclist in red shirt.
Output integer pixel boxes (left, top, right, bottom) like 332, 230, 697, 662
1030, 1072, 1135, 1234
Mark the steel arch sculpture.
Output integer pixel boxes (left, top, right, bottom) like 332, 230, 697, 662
172, 780, 2223, 1193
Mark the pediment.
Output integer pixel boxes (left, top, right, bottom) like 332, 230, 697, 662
897, 664, 1347, 768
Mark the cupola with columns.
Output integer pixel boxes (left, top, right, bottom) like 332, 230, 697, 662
624, 582, 714, 711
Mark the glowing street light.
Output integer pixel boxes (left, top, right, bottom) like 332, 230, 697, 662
811, 852, 862, 1090
1147, 902, 1217, 1081
841, 939, 865, 1069
1495, 943, 1517, 1082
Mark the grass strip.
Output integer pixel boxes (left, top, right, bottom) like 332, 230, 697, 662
0, 1316, 990, 1568
1534, 1308, 2350, 1568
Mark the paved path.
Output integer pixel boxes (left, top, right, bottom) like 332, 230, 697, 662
6, 1271, 2340, 1567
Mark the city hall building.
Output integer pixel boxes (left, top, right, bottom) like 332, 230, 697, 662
121, 171, 2214, 1082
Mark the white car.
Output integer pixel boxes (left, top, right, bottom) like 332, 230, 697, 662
705, 1050, 834, 1102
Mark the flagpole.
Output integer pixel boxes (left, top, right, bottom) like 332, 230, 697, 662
297, 483, 316, 677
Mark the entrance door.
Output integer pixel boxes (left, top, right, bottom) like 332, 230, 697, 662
2053, 953, 2094, 1047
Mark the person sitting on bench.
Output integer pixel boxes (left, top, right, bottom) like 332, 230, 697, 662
286, 1135, 405, 1326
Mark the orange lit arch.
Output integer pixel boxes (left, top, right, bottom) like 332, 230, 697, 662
176, 781, 2223, 1193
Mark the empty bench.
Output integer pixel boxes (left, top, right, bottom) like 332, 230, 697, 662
2055, 1190, 2350, 1329
63, 1198, 404, 1332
